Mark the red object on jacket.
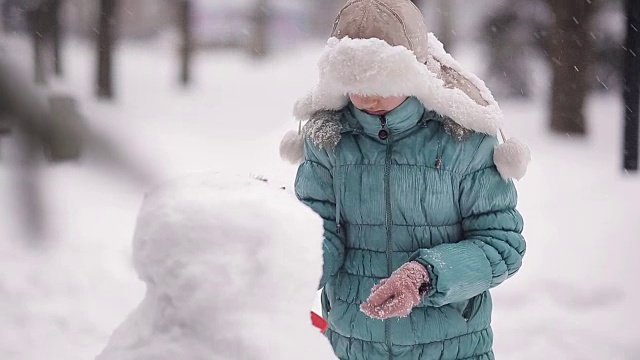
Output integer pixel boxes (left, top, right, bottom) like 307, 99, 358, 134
310, 311, 328, 333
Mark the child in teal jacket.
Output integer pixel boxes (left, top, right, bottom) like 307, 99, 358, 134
282, 1, 531, 359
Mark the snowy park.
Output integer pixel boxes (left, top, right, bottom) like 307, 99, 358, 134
1, 1, 640, 359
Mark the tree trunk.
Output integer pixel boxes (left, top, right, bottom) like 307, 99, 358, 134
50, 0, 63, 77
179, 0, 192, 86
26, 8, 47, 85
2, 1, 11, 33
250, 0, 269, 59
547, 0, 598, 134
623, 0, 639, 171
32, 28, 47, 85
96, 0, 117, 99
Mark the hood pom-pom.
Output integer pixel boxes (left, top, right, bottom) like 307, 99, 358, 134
279, 130, 305, 165
494, 138, 531, 180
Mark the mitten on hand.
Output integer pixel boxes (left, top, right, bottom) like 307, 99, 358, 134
360, 261, 430, 319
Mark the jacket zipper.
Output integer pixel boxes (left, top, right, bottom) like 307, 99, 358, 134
435, 139, 443, 169
381, 115, 394, 360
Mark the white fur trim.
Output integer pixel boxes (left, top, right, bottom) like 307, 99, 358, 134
494, 138, 531, 180
294, 33, 503, 135
279, 130, 305, 165
293, 92, 314, 120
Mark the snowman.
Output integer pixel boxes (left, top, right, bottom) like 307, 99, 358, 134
96, 173, 336, 360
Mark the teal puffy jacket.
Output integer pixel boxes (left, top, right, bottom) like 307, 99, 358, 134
295, 97, 526, 360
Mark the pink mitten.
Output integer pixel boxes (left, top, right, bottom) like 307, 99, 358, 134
360, 261, 429, 319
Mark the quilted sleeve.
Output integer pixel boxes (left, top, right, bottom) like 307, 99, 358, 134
294, 139, 345, 289
411, 135, 526, 307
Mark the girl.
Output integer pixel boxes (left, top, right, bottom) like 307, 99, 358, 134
281, 0, 531, 359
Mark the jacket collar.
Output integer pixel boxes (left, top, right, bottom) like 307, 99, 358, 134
345, 97, 425, 138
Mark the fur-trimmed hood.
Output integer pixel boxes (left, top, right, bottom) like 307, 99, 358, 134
280, 0, 530, 180
294, 34, 502, 135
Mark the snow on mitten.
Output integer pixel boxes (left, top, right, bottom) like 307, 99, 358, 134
360, 261, 430, 319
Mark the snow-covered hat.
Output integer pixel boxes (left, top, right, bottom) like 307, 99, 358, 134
280, 0, 530, 180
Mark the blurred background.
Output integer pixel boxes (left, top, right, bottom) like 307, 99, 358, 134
0, 0, 639, 359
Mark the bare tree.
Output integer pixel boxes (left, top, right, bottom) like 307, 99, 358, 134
623, 0, 639, 171
547, 0, 600, 134
249, 0, 269, 59
50, 0, 63, 76
23, 1, 65, 83
179, 0, 192, 86
25, 5, 48, 84
96, 0, 118, 99
482, 0, 550, 99
2, 0, 13, 33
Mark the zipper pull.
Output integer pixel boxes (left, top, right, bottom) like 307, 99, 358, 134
378, 116, 389, 140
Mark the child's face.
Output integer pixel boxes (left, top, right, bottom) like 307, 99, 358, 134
349, 94, 408, 116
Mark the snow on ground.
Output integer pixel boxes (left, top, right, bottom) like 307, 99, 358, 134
493, 95, 640, 359
0, 33, 639, 360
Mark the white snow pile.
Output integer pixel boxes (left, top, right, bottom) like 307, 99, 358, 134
95, 173, 337, 360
